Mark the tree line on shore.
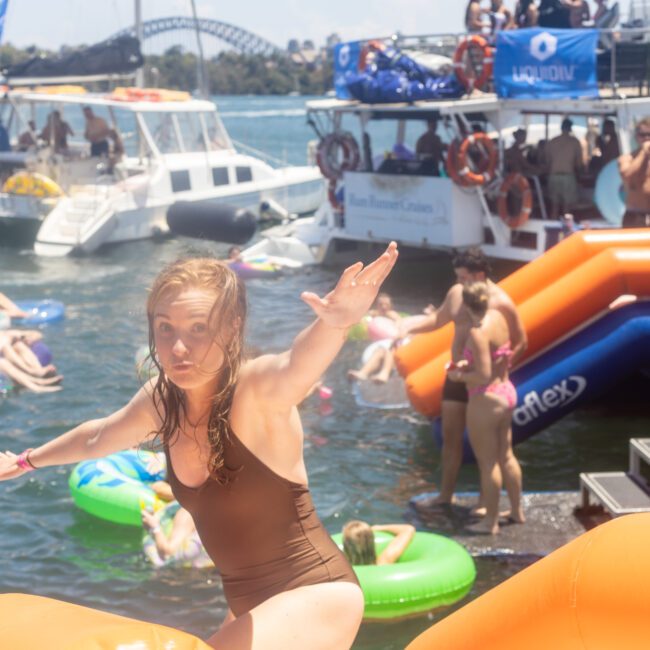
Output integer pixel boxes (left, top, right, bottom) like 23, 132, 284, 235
0, 44, 334, 95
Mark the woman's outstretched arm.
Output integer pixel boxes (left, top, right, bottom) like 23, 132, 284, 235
0, 384, 158, 480
373, 523, 416, 565
249, 242, 398, 408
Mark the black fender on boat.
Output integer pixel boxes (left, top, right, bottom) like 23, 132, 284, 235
166, 201, 257, 244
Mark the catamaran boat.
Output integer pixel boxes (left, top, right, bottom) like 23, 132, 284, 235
0, 87, 325, 255
251, 24, 650, 266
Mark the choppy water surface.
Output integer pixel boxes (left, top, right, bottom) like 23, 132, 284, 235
1, 96, 648, 649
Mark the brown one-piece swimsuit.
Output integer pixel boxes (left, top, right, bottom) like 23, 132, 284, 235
164, 431, 358, 617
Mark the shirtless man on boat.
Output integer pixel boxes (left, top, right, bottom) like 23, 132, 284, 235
400, 248, 527, 509
619, 116, 650, 228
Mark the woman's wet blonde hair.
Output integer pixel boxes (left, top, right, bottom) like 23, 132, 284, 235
146, 257, 247, 484
462, 281, 489, 317
342, 520, 376, 566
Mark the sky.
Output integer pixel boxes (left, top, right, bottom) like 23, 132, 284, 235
2, 0, 607, 52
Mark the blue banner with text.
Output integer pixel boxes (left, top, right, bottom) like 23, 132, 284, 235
334, 41, 361, 99
494, 28, 599, 99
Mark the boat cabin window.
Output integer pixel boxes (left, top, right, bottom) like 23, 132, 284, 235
212, 167, 229, 186
170, 169, 191, 192
202, 111, 231, 150
176, 112, 207, 153
236, 166, 252, 183
142, 112, 182, 154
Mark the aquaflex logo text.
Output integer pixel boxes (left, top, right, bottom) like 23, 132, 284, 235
513, 375, 587, 426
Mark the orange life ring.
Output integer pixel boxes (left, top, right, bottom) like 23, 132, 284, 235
358, 39, 385, 71
328, 179, 344, 213
316, 132, 360, 181
445, 140, 472, 187
497, 173, 533, 228
453, 36, 493, 92
456, 133, 498, 186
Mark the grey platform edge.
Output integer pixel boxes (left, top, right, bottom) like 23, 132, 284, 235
580, 438, 650, 517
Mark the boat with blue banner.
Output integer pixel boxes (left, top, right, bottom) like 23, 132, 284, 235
255, 21, 650, 266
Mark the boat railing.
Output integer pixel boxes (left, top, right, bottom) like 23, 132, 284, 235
230, 138, 291, 169
350, 27, 650, 99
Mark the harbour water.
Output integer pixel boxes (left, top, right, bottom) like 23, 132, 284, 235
0, 95, 648, 649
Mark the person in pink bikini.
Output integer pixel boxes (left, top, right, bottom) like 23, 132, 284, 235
447, 282, 524, 535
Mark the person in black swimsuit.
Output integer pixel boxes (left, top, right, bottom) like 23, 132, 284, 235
0, 243, 399, 650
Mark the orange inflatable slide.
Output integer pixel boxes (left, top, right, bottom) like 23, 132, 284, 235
0, 593, 211, 650
406, 513, 650, 650
395, 229, 650, 418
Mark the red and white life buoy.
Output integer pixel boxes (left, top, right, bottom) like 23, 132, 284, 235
316, 132, 360, 181
453, 35, 493, 92
327, 179, 344, 213
445, 140, 472, 187
497, 173, 533, 228
456, 133, 498, 186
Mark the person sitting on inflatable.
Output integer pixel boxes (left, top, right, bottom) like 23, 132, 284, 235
0, 292, 28, 319
342, 521, 415, 565
347, 341, 397, 384
0, 330, 63, 393
141, 480, 204, 566
368, 293, 401, 323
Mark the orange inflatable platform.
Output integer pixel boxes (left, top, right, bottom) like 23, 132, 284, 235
407, 513, 650, 650
0, 593, 211, 650
395, 229, 650, 418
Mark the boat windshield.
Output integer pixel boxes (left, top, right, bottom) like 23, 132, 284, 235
4, 100, 144, 159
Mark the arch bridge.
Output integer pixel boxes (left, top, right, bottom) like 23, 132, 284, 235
111, 16, 283, 56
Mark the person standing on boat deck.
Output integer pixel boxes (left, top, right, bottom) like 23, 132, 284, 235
0, 244, 399, 650
569, 0, 590, 27
538, 0, 574, 28
399, 248, 527, 510
465, 0, 484, 33
546, 118, 584, 220
488, 0, 516, 33
504, 128, 539, 176
416, 119, 446, 176
40, 111, 73, 154
619, 117, 650, 228
83, 106, 110, 157
17, 120, 38, 151
514, 0, 539, 27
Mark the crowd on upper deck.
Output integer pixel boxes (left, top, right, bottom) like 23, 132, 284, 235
465, 0, 614, 34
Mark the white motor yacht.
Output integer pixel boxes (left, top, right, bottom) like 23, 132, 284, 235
250, 27, 650, 267
0, 87, 324, 256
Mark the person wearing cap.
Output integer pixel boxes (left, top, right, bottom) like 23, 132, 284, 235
82, 106, 110, 157
545, 117, 584, 220
618, 116, 650, 228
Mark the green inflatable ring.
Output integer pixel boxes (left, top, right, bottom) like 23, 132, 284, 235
331, 531, 476, 620
69, 450, 168, 526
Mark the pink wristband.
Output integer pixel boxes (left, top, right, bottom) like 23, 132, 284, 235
16, 449, 36, 472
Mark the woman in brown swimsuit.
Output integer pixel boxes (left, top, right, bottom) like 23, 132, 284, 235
0, 242, 399, 649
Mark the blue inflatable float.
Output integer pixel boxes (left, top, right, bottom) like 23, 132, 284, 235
433, 301, 650, 461
14, 300, 65, 326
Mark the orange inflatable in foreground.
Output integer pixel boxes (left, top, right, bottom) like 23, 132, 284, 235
0, 593, 211, 650
407, 513, 650, 650
396, 234, 650, 418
